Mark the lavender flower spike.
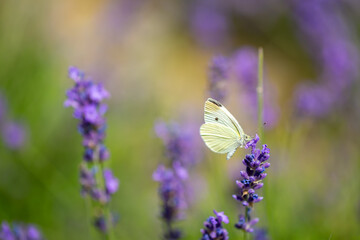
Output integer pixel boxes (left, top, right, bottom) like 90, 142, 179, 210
154, 120, 202, 167
233, 134, 270, 233
234, 215, 259, 233
0, 222, 44, 240
153, 163, 187, 240
65, 66, 110, 163
200, 210, 229, 240
2, 121, 26, 150
65, 66, 118, 234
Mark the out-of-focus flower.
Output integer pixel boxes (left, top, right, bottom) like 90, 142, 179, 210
154, 118, 203, 239
65, 66, 118, 234
190, 0, 229, 48
153, 163, 187, 240
65, 65, 111, 162
0, 93, 27, 150
232, 47, 258, 90
79, 165, 119, 203
294, 83, 334, 117
293, 0, 359, 118
154, 120, 202, 167
200, 210, 229, 240
254, 228, 269, 240
65, 67, 110, 163
0, 222, 44, 240
94, 214, 119, 234
234, 214, 259, 233
104, 169, 120, 195
2, 121, 26, 150
0, 222, 14, 240
26, 225, 42, 240
94, 216, 107, 233
208, 56, 229, 102
153, 164, 188, 216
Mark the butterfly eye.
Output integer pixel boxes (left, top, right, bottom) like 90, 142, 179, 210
215, 117, 219, 121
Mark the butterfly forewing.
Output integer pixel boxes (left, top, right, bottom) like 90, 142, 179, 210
204, 98, 245, 137
200, 123, 241, 154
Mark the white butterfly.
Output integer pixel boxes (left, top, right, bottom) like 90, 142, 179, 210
200, 98, 252, 160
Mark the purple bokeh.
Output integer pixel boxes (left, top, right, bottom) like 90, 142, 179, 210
2, 121, 26, 150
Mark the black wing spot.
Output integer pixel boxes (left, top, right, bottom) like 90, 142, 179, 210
215, 117, 219, 121
209, 99, 222, 107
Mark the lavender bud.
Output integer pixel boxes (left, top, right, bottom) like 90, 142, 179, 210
200, 210, 229, 240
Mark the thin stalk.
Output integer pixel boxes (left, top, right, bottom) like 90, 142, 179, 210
257, 48, 270, 228
99, 162, 115, 240
244, 207, 250, 240
165, 221, 172, 240
257, 48, 264, 143
84, 195, 94, 239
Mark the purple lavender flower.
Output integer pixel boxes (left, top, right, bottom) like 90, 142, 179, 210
190, 1, 229, 48
65, 66, 110, 163
154, 119, 202, 239
294, 83, 335, 117
232, 47, 258, 90
2, 121, 26, 150
93, 213, 119, 234
208, 56, 229, 102
154, 120, 202, 167
0, 222, 15, 240
65, 66, 110, 160
65, 66, 118, 234
153, 163, 187, 240
200, 210, 229, 240
233, 135, 270, 233
26, 225, 41, 240
293, 0, 359, 117
79, 165, 118, 203
0, 222, 44, 240
233, 135, 270, 207
227, 0, 283, 19
94, 216, 107, 233
234, 214, 259, 233
254, 228, 269, 240
104, 169, 120, 195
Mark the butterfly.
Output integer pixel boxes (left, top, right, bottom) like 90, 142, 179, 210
200, 98, 252, 160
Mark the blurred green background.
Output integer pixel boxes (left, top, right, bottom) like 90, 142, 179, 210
0, 0, 360, 239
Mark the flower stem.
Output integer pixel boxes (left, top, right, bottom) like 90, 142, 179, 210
257, 48, 270, 230
257, 48, 264, 144
244, 207, 249, 240
244, 206, 252, 240
84, 195, 94, 239
99, 162, 115, 240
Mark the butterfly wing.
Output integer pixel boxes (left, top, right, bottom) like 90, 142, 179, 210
204, 98, 245, 137
200, 122, 241, 160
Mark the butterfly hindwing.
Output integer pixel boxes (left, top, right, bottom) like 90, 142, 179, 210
200, 123, 240, 154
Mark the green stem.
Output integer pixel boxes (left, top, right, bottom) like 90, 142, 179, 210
84, 195, 94, 239
257, 48, 264, 144
257, 48, 270, 229
244, 207, 250, 240
99, 162, 115, 240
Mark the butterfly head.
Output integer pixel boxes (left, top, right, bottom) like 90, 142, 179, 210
244, 134, 253, 142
